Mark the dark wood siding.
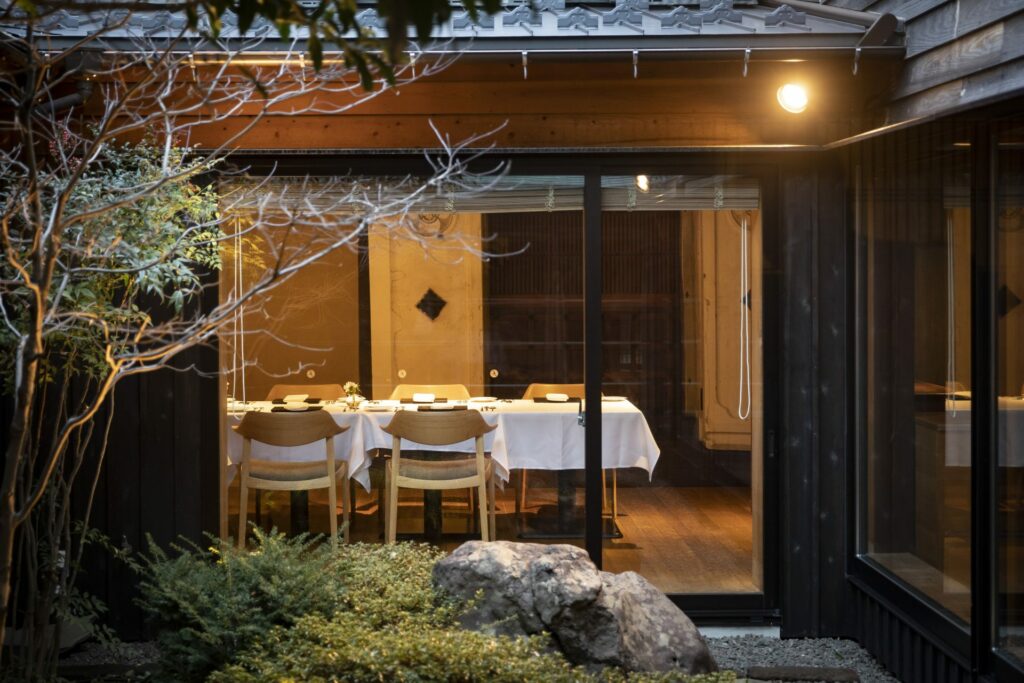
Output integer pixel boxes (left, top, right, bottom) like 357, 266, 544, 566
853, 581, 972, 683
777, 156, 856, 638
829, 0, 1024, 122
77, 346, 219, 638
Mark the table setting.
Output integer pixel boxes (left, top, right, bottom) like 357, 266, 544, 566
226, 393, 660, 488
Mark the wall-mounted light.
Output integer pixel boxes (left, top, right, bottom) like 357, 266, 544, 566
635, 174, 650, 193
776, 83, 808, 114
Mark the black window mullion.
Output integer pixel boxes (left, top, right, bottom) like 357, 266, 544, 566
584, 171, 603, 566
970, 120, 996, 676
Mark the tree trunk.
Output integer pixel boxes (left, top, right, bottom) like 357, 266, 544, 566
0, 355, 40, 665
0, 454, 20, 663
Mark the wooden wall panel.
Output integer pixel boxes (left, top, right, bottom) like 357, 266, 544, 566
825, 1, 1024, 124
169, 59, 882, 151
368, 215, 485, 399
777, 157, 856, 637
218, 218, 362, 402
72, 352, 219, 640
696, 210, 762, 452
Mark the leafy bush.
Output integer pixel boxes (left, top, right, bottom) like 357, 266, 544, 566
137, 529, 447, 680
139, 531, 735, 683
210, 613, 587, 683
211, 613, 736, 683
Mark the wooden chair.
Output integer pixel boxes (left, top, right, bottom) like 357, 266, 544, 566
382, 410, 497, 542
381, 385, 475, 517
388, 384, 471, 401
519, 383, 618, 523
234, 410, 351, 548
266, 383, 345, 401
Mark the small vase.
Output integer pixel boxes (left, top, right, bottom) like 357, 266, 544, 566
346, 395, 359, 408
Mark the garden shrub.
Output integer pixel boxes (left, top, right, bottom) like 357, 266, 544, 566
211, 612, 736, 683
137, 529, 448, 680
139, 530, 735, 683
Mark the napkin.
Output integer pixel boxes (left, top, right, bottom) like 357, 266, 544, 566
412, 393, 436, 403
545, 393, 569, 402
283, 393, 309, 402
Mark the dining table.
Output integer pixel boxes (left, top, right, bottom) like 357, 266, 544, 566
224, 397, 661, 541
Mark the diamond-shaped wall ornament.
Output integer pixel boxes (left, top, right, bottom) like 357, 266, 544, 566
416, 288, 447, 321
998, 285, 1022, 318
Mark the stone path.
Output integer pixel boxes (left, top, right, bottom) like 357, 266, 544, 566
708, 635, 900, 683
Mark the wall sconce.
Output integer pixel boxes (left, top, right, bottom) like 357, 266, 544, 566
776, 83, 808, 114
635, 174, 650, 193
414, 213, 454, 239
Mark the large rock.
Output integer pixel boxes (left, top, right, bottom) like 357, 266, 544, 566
432, 541, 717, 674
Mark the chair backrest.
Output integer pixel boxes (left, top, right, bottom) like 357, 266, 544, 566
382, 409, 495, 446
388, 384, 471, 401
235, 410, 347, 447
265, 383, 345, 401
522, 383, 586, 400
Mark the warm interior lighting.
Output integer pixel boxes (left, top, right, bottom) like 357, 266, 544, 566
635, 174, 650, 193
776, 83, 808, 114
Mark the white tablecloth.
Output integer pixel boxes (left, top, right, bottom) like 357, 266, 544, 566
935, 397, 1024, 467
225, 399, 661, 491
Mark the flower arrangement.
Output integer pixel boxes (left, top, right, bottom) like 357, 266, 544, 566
343, 381, 362, 407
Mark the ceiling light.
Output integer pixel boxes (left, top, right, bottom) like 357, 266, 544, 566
777, 83, 808, 114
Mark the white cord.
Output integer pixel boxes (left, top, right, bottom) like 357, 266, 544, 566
230, 223, 238, 401
235, 222, 248, 403
946, 213, 956, 416
737, 214, 751, 421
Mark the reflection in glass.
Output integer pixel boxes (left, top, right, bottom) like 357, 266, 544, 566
218, 175, 588, 545
599, 175, 762, 594
856, 124, 972, 622
997, 124, 1024, 662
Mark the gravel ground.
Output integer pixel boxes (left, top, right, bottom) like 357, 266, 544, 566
707, 635, 900, 683
61, 635, 898, 682
59, 640, 160, 668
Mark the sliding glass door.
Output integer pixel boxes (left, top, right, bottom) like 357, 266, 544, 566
214, 158, 776, 611
596, 174, 764, 594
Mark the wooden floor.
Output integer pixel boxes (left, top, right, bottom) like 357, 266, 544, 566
226, 479, 757, 595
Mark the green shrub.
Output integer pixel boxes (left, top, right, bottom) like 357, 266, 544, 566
139, 530, 735, 683
210, 612, 587, 682
136, 529, 447, 680
211, 612, 736, 683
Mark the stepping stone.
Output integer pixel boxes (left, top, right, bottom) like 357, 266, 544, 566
746, 665, 860, 682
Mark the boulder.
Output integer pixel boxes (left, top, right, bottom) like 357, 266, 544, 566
432, 541, 717, 674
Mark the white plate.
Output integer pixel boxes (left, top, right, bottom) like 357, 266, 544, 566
469, 396, 497, 402
602, 396, 628, 402
283, 402, 310, 411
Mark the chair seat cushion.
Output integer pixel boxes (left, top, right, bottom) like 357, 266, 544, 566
393, 455, 493, 481
249, 459, 344, 482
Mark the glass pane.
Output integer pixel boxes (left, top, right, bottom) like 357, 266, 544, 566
856, 123, 972, 622
599, 174, 762, 594
218, 175, 588, 545
997, 122, 1024, 662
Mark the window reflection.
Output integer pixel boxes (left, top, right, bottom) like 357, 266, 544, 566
997, 124, 1024, 662
857, 124, 972, 622
216, 172, 764, 596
